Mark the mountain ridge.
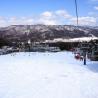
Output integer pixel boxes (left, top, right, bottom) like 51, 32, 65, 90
0, 25, 98, 43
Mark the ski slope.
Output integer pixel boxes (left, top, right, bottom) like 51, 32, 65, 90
0, 51, 98, 98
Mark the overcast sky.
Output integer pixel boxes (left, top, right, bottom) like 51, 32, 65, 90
0, 0, 98, 26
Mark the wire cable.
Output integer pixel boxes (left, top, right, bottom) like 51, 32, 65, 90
75, 0, 79, 26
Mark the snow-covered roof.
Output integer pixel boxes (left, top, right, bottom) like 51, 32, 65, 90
45, 37, 98, 43
70, 37, 98, 42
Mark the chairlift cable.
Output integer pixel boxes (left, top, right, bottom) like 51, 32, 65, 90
75, 0, 79, 26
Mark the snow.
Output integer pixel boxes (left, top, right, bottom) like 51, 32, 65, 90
0, 51, 98, 98
45, 37, 98, 43
70, 37, 98, 42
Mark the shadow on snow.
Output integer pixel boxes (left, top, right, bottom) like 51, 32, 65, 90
86, 61, 98, 73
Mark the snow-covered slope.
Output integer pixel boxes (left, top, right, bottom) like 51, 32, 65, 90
0, 52, 98, 98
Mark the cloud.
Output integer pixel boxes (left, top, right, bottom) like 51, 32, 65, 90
55, 10, 72, 19
37, 11, 58, 25
94, 6, 98, 10
70, 16, 96, 26
37, 18, 57, 25
41, 11, 53, 17
38, 10, 97, 26
0, 17, 9, 27
0, 10, 97, 27
8, 17, 34, 25
0, 17, 34, 27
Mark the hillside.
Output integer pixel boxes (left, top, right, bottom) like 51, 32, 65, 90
0, 25, 98, 43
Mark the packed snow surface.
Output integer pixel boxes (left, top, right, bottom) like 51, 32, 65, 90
0, 51, 98, 98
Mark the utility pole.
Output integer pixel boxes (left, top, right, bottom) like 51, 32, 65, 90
83, 50, 86, 65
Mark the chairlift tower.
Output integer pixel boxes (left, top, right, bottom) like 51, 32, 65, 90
74, 0, 87, 65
